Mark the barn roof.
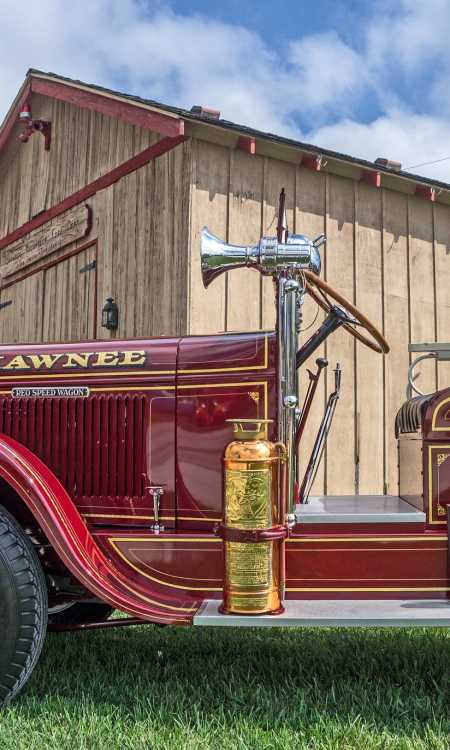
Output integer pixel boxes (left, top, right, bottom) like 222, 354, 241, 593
1, 68, 449, 202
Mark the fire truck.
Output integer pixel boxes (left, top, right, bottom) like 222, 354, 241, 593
0, 222, 449, 705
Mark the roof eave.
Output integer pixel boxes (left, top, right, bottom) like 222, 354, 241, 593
0, 74, 32, 154
1, 68, 449, 203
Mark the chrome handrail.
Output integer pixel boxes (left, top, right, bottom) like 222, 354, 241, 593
406, 352, 437, 399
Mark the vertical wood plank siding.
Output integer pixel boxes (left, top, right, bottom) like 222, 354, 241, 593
434, 204, 450, 388
90, 135, 192, 340
42, 246, 97, 341
227, 150, 264, 331
189, 140, 450, 495
0, 96, 191, 343
295, 168, 327, 494
0, 94, 159, 239
188, 140, 228, 334
383, 191, 409, 494
355, 183, 384, 494
324, 176, 356, 495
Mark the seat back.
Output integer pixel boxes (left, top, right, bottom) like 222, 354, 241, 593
396, 389, 450, 523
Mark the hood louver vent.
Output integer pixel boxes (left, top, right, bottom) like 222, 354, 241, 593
0, 394, 148, 500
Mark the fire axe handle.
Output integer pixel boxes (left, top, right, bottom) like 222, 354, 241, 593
295, 357, 328, 452
298, 364, 342, 504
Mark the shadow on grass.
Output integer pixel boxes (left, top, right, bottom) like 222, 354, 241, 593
17, 623, 450, 738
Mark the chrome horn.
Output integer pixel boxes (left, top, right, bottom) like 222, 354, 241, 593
200, 227, 322, 288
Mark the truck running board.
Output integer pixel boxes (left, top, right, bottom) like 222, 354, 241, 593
194, 599, 450, 628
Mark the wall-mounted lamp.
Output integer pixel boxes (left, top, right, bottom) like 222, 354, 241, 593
102, 297, 119, 330
18, 101, 51, 151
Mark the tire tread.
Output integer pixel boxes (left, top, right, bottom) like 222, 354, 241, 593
0, 507, 47, 705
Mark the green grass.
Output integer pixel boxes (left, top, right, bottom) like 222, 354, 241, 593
0, 623, 449, 749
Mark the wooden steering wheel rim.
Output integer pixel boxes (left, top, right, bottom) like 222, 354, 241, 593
304, 270, 390, 354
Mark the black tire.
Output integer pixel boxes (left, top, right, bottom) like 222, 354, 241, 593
48, 601, 113, 627
0, 505, 47, 706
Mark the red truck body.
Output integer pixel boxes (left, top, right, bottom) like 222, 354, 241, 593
0, 331, 447, 627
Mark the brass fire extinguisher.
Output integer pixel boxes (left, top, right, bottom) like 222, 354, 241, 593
220, 419, 286, 615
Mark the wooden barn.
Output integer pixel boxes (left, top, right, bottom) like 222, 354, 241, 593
0, 68, 449, 498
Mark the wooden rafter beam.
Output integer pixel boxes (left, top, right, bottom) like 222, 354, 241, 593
237, 135, 256, 155
360, 170, 381, 188
301, 153, 322, 171
0, 134, 188, 251
415, 185, 435, 201
30, 75, 184, 138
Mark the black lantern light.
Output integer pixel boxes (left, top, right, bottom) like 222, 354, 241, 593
102, 297, 119, 330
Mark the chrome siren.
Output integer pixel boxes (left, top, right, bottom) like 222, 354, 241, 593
200, 227, 323, 288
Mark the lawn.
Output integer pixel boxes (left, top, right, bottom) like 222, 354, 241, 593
0, 623, 448, 749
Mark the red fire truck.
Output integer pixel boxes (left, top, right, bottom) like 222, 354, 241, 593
0, 223, 448, 705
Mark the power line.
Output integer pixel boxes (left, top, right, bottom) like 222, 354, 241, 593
405, 155, 450, 170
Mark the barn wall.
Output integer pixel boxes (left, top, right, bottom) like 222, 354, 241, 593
95, 138, 191, 340
0, 93, 160, 239
0, 136, 191, 344
189, 138, 450, 495
0, 237, 98, 344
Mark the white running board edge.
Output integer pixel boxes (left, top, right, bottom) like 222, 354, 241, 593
193, 599, 450, 627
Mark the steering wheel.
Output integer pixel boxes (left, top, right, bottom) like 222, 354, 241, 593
304, 270, 390, 354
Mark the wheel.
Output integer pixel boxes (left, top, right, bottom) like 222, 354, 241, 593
0, 505, 47, 706
48, 601, 114, 627
304, 270, 390, 354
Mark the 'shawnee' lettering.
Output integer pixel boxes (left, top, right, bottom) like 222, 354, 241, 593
28, 354, 64, 370
0, 350, 148, 371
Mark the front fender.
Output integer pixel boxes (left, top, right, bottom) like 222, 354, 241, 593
0, 434, 197, 624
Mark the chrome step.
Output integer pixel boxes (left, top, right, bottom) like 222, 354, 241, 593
194, 599, 450, 627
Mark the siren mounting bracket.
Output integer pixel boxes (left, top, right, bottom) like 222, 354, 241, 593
18, 101, 51, 151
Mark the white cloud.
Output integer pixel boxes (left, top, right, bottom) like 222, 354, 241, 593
367, 0, 450, 74
309, 109, 450, 181
0, 1, 296, 136
1, 0, 450, 180
288, 31, 368, 114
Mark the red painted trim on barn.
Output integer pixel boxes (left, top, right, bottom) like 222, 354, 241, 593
0, 134, 188, 251
301, 154, 322, 171
415, 184, 435, 201
30, 76, 184, 138
0, 80, 31, 154
237, 135, 256, 155
360, 170, 381, 188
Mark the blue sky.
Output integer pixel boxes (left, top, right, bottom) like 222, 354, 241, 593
168, 0, 365, 43
167, 0, 382, 127
1, 0, 450, 180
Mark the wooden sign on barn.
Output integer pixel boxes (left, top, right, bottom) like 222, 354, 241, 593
0, 203, 91, 283
0, 68, 449, 498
